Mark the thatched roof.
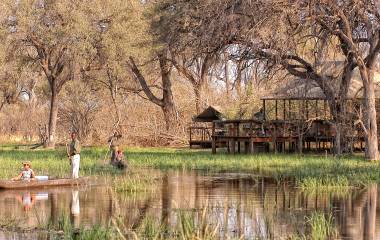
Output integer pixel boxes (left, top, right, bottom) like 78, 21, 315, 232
262, 62, 380, 100
193, 106, 224, 122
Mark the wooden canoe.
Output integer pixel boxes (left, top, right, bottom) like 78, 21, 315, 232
0, 177, 90, 189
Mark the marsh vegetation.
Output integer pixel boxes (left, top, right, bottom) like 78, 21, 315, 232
2, 145, 380, 189
0, 145, 379, 239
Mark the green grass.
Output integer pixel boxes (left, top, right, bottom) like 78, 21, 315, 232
306, 212, 337, 240
110, 170, 159, 194
0, 146, 117, 179
125, 148, 380, 189
1, 144, 380, 189
48, 214, 120, 240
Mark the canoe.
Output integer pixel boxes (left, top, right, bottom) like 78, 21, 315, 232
0, 177, 90, 189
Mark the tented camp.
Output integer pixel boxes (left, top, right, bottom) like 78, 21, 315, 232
206, 65, 380, 154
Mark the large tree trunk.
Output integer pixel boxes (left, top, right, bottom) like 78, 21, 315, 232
327, 94, 347, 156
194, 83, 203, 114
46, 87, 59, 148
162, 104, 176, 132
360, 66, 379, 160
332, 100, 348, 156
159, 54, 177, 131
322, 62, 354, 156
110, 89, 121, 129
128, 53, 177, 133
224, 60, 230, 99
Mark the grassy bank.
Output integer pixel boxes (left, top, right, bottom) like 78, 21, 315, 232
1, 144, 380, 188
127, 148, 380, 189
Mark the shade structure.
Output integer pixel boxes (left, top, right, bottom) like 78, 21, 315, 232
193, 106, 224, 122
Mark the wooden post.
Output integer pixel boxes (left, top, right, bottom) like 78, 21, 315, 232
299, 101, 302, 120
263, 100, 266, 120
298, 120, 303, 154
283, 100, 286, 120
237, 122, 240, 153
273, 122, 277, 153
231, 138, 236, 154
315, 100, 318, 118
189, 127, 192, 149
275, 100, 278, 120
212, 122, 216, 154
249, 137, 254, 154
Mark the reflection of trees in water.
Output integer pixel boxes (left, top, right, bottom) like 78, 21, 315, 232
161, 172, 171, 227
50, 192, 58, 226
0, 175, 379, 239
366, 184, 377, 240
0, 187, 114, 229
142, 174, 380, 239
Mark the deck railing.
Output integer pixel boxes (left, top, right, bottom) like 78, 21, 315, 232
189, 126, 213, 148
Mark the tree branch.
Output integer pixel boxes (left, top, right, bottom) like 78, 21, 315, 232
127, 56, 163, 107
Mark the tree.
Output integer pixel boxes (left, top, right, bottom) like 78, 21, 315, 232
309, 0, 380, 160
170, 52, 214, 114
0, 32, 18, 111
150, 0, 217, 114
158, 0, 380, 159
127, 51, 178, 131
0, 65, 20, 112
59, 81, 101, 142
0, 0, 98, 147
81, 0, 150, 133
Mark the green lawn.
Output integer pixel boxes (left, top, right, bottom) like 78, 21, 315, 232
1, 144, 380, 189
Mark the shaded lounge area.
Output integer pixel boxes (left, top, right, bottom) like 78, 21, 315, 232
189, 106, 224, 148
209, 97, 363, 154
188, 99, 337, 154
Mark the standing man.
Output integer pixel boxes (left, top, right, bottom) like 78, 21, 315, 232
68, 132, 81, 179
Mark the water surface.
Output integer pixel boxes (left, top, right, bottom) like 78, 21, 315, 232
0, 170, 378, 239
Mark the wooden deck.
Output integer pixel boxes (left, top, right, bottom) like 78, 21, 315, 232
210, 119, 340, 154
189, 126, 212, 148
191, 98, 371, 154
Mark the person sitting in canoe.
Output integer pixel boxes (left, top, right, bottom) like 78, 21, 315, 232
110, 145, 127, 169
11, 161, 35, 181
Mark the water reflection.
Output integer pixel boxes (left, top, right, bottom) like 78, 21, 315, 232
17, 192, 35, 212
70, 190, 80, 228
0, 171, 379, 239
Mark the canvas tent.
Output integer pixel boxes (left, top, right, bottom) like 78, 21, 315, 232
265, 62, 380, 100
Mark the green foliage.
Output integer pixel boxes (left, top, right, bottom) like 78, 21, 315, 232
111, 171, 157, 194
0, 0, 152, 69
306, 212, 337, 240
76, 225, 116, 240
136, 216, 165, 239
49, 214, 118, 240
2, 144, 380, 189
298, 176, 351, 193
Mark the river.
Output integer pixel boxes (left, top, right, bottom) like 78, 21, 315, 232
0, 170, 377, 239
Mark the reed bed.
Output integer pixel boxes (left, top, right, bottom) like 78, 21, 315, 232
306, 212, 338, 240
1, 144, 380, 190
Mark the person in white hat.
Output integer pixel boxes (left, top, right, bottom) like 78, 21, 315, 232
12, 161, 35, 181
